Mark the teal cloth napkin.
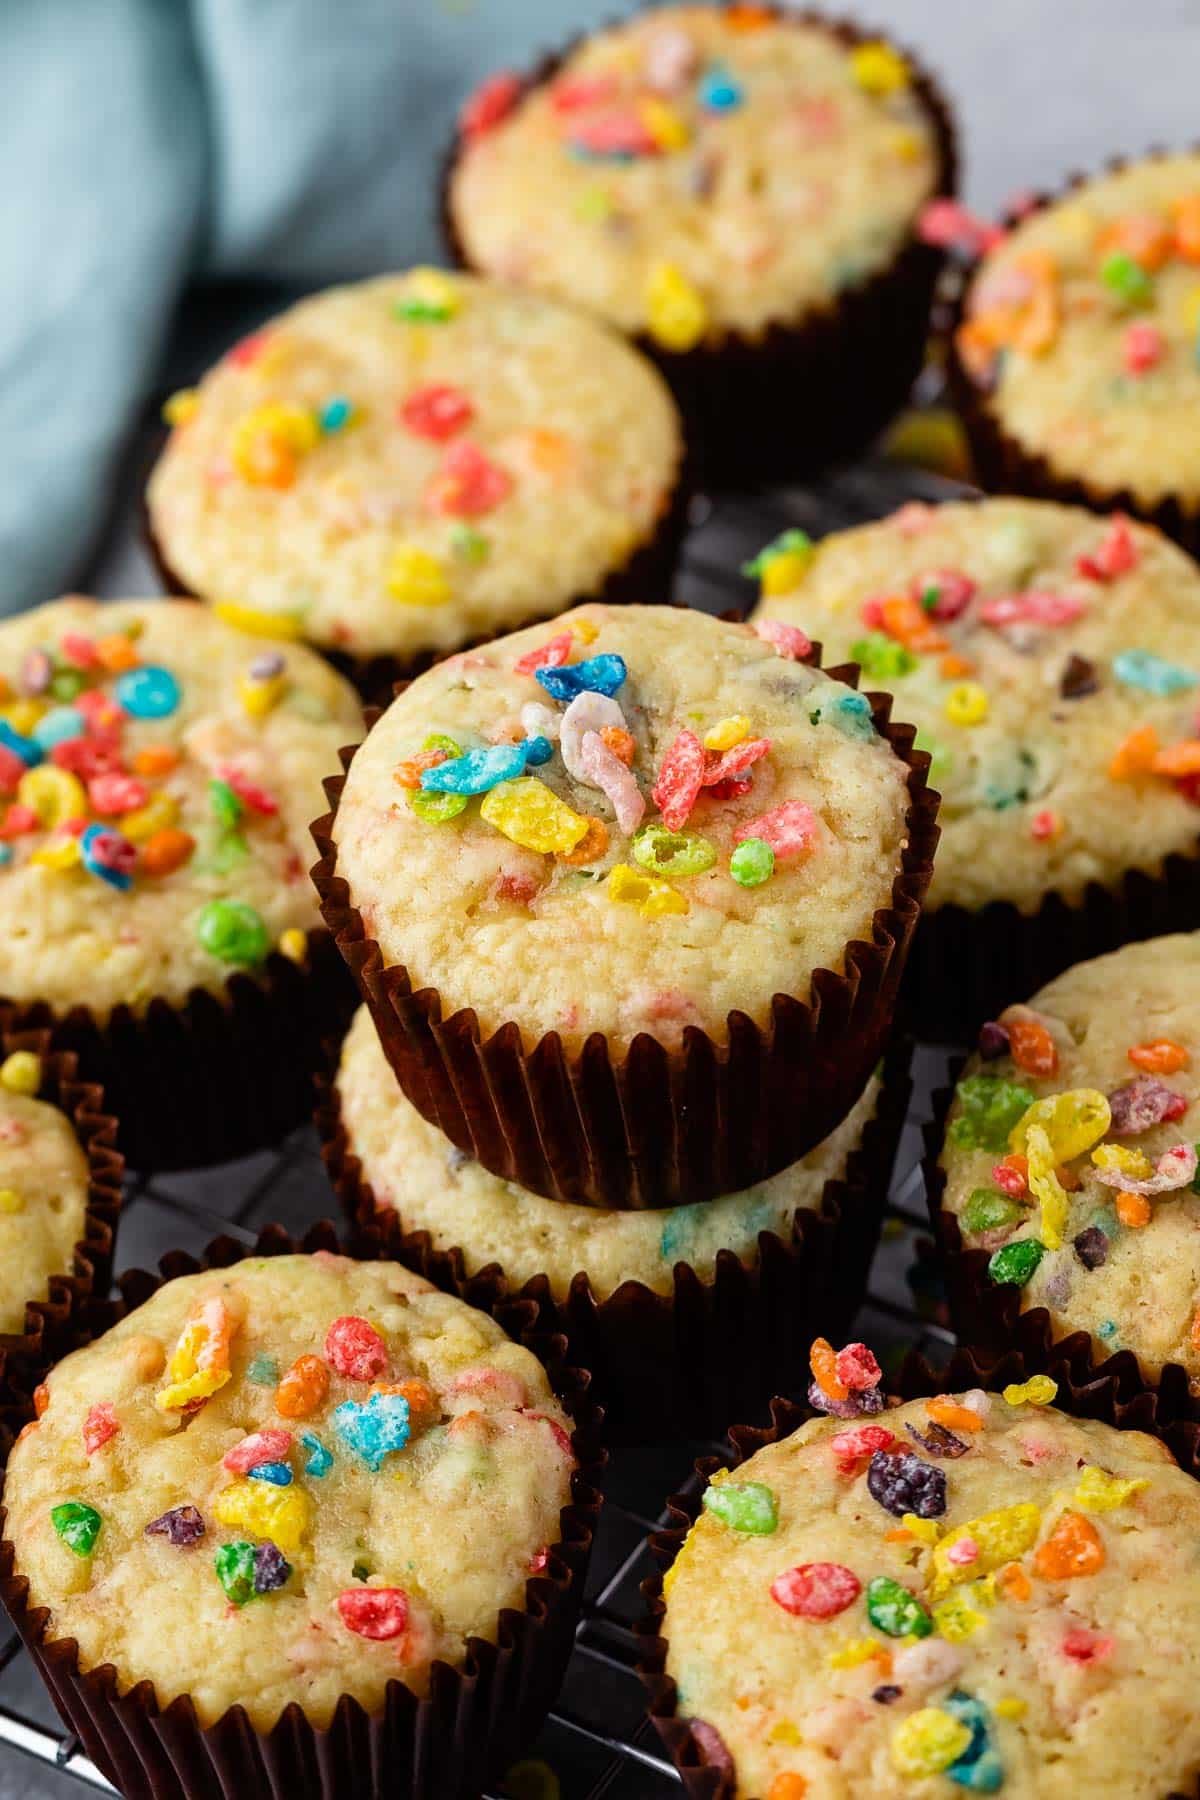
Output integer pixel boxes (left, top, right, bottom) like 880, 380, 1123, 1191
0, 0, 615, 612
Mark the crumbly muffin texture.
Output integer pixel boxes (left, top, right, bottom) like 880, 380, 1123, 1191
3, 1255, 575, 1731
450, 7, 941, 343
0, 1078, 89, 1335
753, 499, 1200, 913
0, 597, 362, 1017
957, 153, 1200, 507
332, 604, 912, 1051
146, 273, 682, 660
664, 1382, 1199, 1798
337, 1004, 879, 1297
940, 933, 1200, 1386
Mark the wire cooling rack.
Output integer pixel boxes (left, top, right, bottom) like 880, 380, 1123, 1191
0, 438, 970, 1799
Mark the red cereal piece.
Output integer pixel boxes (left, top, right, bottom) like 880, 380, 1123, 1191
514, 632, 572, 676
918, 198, 1006, 255
88, 773, 149, 817
1062, 1626, 1115, 1664
521, 1410, 574, 1459
770, 1562, 862, 1619
834, 1342, 881, 1392
60, 633, 101, 670
830, 1424, 897, 1475
75, 689, 125, 735
220, 768, 279, 815
568, 109, 658, 158
652, 730, 706, 831
228, 331, 270, 368
82, 1402, 119, 1456
915, 569, 976, 621
1076, 515, 1138, 582
51, 738, 122, 779
460, 71, 522, 140
752, 619, 812, 661
992, 1157, 1029, 1198
223, 1427, 293, 1474
732, 800, 818, 860
324, 1316, 388, 1382
701, 738, 771, 787
551, 74, 617, 113
1123, 322, 1165, 375
706, 776, 754, 800
0, 805, 37, 838
0, 747, 24, 795
337, 1587, 410, 1639
399, 384, 475, 441
425, 441, 513, 518
528, 1546, 550, 1573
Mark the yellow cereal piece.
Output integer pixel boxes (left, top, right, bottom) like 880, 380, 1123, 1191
1073, 1465, 1148, 1512
1092, 1142, 1152, 1180
1003, 1376, 1058, 1408
1024, 1123, 1069, 1251
931, 1504, 1041, 1595
1183, 288, 1200, 335
481, 777, 589, 855
900, 1513, 942, 1547
386, 544, 452, 607
574, 619, 599, 646
279, 928, 308, 964
17, 766, 86, 831
154, 1364, 228, 1412
760, 552, 813, 598
121, 792, 180, 843
0, 1189, 25, 1214
230, 403, 320, 485
213, 601, 303, 641
829, 1637, 885, 1669
162, 388, 200, 427
238, 671, 289, 719
883, 407, 971, 479
30, 835, 82, 871
640, 96, 690, 152
1009, 1090, 1110, 1163
891, 1708, 972, 1778
932, 1589, 988, 1642
995, 1697, 1027, 1721
766, 1721, 802, 1747
214, 1478, 313, 1559
3, 700, 46, 736
944, 681, 989, 727
646, 261, 709, 352
607, 862, 689, 918
0, 1051, 40, 1096
890, 126, 926, 164
155, 1297, 235, 1412
403, 268, 461, 321
704, 715, 751, 752
850, 41, 910, 95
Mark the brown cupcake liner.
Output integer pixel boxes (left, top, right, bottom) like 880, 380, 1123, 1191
0, 1024, 123, 1459
440, 5, 959, 492
944, 145, 1200, 559
317, 1027, 911, 1444
311, 642, 939, 1210
636, 1350, 1200, 1798
0, 1218, 605, 1800
3, 924, 357, 1174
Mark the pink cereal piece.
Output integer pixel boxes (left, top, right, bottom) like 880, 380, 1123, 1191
228, 331, 270, 368
946, 1537, 979, 1567
1123, 322, 1165, 376
892, 502, 938, 537
551, 73, 618, 112
1030, 809, 1059, 841
1062, 1627, 1115, 1664
460, 71, 522, 140
860, 595, 886, 629
732, 800, 818, 860
992, 1163, 1028, 1198
0, 747, 25, 796
706, 776, 753, 800
82, 1403, 119, 1456
1094, 1140, 1197, 1195
701, 737, 771, 787
1108, 1076, 1188, 1134
219, 768, 279, 815
568, 109, 658, 158
324, 1315, 389, 1381
980, 592, 1087, 628
752, 618, 812, 661
834, 1342, 881, 1391
652, 730, 706, 831
528, 1545, 551, 1573
830, 1424, 896, 1475
770, 1562, 862, 1619
514, 632, 572, 676
520, 1410, 574, 1459
492, 870, 541, 906
450, 1367, 528, 1409
425, 441, 512, 518
224, 1427, 293, 1474
1076, 515, 1139, 582
915, 569, 976, 620
918, 198, 1007, 256
579, 730, 645, 834
0, 804, 38, 838
60, 633, 101, 671
88, 773, 149, 817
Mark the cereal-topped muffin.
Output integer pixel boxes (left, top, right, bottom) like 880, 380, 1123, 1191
0, 1052, 91, 1335
952, 151, 1200, 551
752, 499, 1200, 918
2, 1254, 576, 1729
146, 272, 684, 681
445, 6, 955, 482
937, 933, 1200, 1387
659, 1363, 1200, 1797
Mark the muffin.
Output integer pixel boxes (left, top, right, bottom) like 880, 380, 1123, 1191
313, 602, 936, 1208
752, 497, 1200, 1038
321, 1005, 910, 1441
145, 271, 686, 697
444, 5, 957, 486
643, 1368, 1200, 1798
0, 1031, 121, 1438
0, 1239, 599, 1800
949, 149, 1200, 557
930, 932, 1200, 1407
0, 597, 363, 1168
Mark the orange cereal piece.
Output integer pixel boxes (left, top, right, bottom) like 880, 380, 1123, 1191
1097, 213, 1173, 271
997, 1562, 1032, 1603
132, 744, 179, 777
1128, 1039, 1190, 1074
926, 1397, 984, 1433
1056, 1164, 1082, 1193
939, 652, 975, 679
527, 428, 574, 477
559, 816, 609, 866
726, 2, 774, 25
600, 726, 636, 766
377, 1377, 439, 1432
95, 634, 141, 674
1033, 1510, 1105, 1581
1190, 1307, 1200, 1353
33, 1383, 49, 1417
879, 593, 948, 654
276, 1353, 330, 1419
884, 1526, 912, 1543
15, 1421, 38, 1447
1000, 1153, 1029, 1187
1109, 725, 1160, 780
809, 1337, 848, 1402
1007, 1017, 1058, 1077
1173, 194, 1200, 262
1116, 1191, 1152, 1228
768, 1777, 809, 1800
394, 748, 448, 790
1151, 742, 1200, 777
141, 828, 196, 877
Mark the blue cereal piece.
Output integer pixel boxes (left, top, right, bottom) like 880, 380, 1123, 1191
0, 721, 43, 766
319, 396, 353, 433
115, 665, 181, 719
1112, 649, 1197, 696
299, 1431, 333, 1478
248, 1461, 293, 1487
334, 1392, 411, 1471
420, 742, 529, 794
535, 654, 627, 701
699, 62, 743, 110
523, 735, 554, 767
944, 1692, 1004, 1793
247, 1354, 279, 1385
32, 707, 85, 751
809, 688, 875, 740
80, 823, 134, 890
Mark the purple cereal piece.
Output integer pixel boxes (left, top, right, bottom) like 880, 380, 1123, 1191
249, 651, 286, 682
873, 1684, 903, 1705
976, 1021, 1011, 1061
1059, 654, 1099, 700
144, 1505, 205, 1547
807, 1380, 885, 1420
906, 1422, 969, 1459
1107, 1076, 1188, 1135
253, 1541, 291, 1594
20, 650, 52, 697
867, 1449, 947, 1519
1073, 1226, 1109, 1270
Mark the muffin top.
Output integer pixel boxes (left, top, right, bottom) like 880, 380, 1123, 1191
939, 932, 1200, 1386
331, 603, 912, 1051
0, 1056, 89, 1335
663, 1377, 1198, 1798
146, 272, 682, 661
448, 6, 943, 344
3, 1254, 575, 1730
337, 1004, 879, 1298
956, 152, 1200, 507
752, 498, 1200, 912
0, 598, 361, 1017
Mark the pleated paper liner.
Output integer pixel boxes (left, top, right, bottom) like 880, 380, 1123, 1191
0, 1025, 123, 1457
0, 1219, 605, 1800
2, 925, 357, 1174
142, 421, 693, 710
317, 1034, 911, 1444
635, 1352, 1200, 1800
439, 5, 960, 492
311, 646, 939, 1210
944, 146, 1200, 560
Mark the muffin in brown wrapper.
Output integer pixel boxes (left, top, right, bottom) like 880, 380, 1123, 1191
945, 148, 1200, 560
440, 7, 959, 492
317, 1037, 911, 1444
0, 1219, 604, 1800
311, 654, 938, 1211
0, 1026, 123, 1451
636, 1355, 1200, 1798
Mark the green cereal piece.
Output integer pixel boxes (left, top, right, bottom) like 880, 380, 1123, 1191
866, 1574, 933, 1638
730, 837, 775, 888
961, 1189, 1024, 1236
215, 1540, 257, 1606
408, 788, 469, 823
850, 633, 918, 680
988, 1238, 1045, 1288
51, 1501, 102, 1558
702, 1480, 779, 1535
948, 1076, 1036, 1153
